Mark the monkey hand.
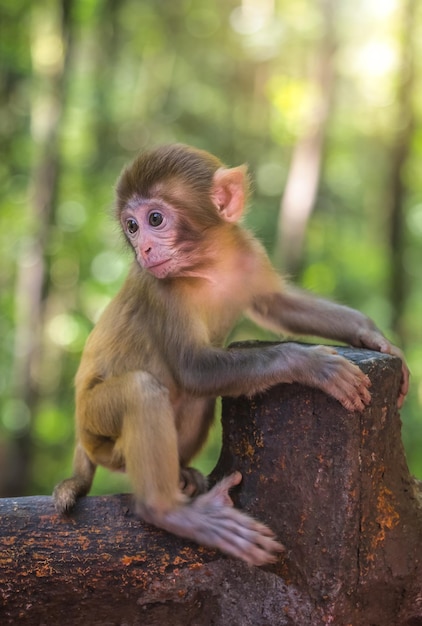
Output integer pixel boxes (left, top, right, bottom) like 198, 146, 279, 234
387, 344, 410, 408
299, 345, 372, 412
355, 328, 410, 408
140, 472, 284, 567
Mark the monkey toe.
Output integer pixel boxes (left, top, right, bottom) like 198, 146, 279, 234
199, 472, 243, 508
52, 476, 90, 514
224, 471, 243, 488
232, 537, 284, 567
53, 483, 77, 514
209, 511, 284, 566
179, 467, 208, 497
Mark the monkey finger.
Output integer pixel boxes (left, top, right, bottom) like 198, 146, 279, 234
378, 343, 410, 407
334, 383, 370, 412
321, 360, 371, 412
355, 375, 372, 405
344, 381, 371, 412
398, 362, 410, 407
341, 365, 372, 406
397, 367, 410, 408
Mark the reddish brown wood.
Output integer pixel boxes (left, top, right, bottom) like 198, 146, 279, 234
214, 346, 422, 624
0, 345, 421, 625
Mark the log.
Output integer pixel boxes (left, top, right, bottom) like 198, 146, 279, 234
0, 345, 421, 626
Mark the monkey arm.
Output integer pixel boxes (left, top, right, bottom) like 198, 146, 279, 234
168, 340, 372, 412
248, 287, 409, 406
249, 287, 381, 345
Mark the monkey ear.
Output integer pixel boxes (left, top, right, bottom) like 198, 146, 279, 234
211, 166, 248, 222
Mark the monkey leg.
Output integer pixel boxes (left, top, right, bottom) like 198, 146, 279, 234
113, 374, 282, 565
53, 442, 96, 513
176, 396, 214, 497
120, 371, 184, 512
54, 371, 178, 514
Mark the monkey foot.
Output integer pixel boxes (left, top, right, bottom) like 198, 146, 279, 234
144, 472, 284, 567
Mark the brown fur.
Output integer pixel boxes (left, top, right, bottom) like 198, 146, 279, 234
54, 144, 409, 566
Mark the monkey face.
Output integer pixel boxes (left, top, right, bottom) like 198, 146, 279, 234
114, 145, 250, 281
120, 199, 183, 278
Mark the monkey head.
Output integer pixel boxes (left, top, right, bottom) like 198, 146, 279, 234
115, 144, 248, 279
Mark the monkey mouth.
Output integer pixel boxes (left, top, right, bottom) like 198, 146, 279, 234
145, 258, 174, 278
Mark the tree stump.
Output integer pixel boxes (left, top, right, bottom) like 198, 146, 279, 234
0, 345, 421, 625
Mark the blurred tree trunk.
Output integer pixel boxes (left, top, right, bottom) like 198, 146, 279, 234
91, 0, 122, 164
387, 0, 416, 339
274, 0, 337, 277
0, 4, 30, 168
5, 0, 76, 497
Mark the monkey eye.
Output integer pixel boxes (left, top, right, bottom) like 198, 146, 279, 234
148, 211, 164, 227
126, 218, 139, 235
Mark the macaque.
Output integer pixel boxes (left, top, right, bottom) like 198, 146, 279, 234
54, 144, 409, 566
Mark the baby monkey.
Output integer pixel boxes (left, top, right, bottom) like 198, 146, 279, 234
54, 144, 409, 566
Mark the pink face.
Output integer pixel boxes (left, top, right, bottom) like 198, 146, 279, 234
121, 199, 180, 279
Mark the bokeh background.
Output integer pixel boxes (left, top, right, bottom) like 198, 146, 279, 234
1, 0, 421, 498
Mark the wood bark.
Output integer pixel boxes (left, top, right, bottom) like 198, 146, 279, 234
1, 346, 421, 625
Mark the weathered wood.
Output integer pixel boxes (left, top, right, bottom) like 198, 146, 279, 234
215, 346, 422, 624
1, 345, 421, 625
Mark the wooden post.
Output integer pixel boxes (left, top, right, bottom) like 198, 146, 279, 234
1, 346, 421, 625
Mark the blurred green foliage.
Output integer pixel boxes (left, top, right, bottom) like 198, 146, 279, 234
1, 0, 422, 499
